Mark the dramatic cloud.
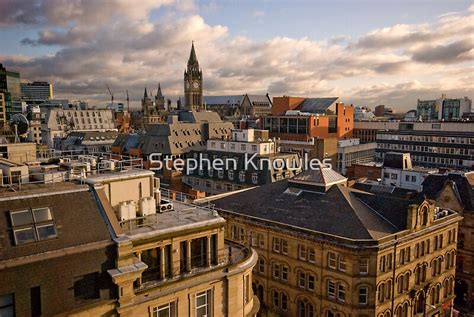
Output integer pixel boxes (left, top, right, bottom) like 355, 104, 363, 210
0, 0, 472, 111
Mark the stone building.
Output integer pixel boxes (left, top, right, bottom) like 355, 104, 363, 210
182, 128, 301, 196
205, 168, 461, 317
422, 171, 474, 314
0, 182, 117, 316
140, 85, 167, 128
41, 108, 116, 148
86, 169, 259, 316
184, 42, 204, 111
0, 163, 259, 316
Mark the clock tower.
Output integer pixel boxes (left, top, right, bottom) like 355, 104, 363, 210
184, 42, 203, 111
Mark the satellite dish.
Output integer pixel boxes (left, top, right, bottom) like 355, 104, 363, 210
10, 114, 29, 143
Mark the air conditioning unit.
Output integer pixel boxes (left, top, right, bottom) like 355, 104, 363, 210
101, 160, 116, 171
138, 197, 156, 217
159, 200, 173, 213
118, 201, 136, 221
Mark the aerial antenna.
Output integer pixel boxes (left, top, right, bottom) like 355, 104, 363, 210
126, 90, 130, 112
106, 84, 114, 110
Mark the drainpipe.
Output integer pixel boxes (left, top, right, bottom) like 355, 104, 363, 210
320, 240, 324, 317
391, 235, 398, 317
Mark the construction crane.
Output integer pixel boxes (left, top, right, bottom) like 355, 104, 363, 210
106, 84, 114, 110
126, 89, 130, 112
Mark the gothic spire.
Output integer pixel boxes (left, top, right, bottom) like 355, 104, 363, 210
157, 83, 162, 97
188, 41, 198, 66
144, 86, 148, 98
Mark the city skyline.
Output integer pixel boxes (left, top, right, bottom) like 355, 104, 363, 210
0, 0, 473, 110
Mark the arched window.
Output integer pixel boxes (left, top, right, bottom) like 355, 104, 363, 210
326, 310, 335, 317
421, 206, 428, 226
404, 272, 410, 291
416, 293, 425, 313
386, 280, 392, 299
397, 276, 404, 294
297, 299, 314, 317
378, 283, 385, 303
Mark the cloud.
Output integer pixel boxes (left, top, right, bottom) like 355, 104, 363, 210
411, 39, 474, 64
0, 1, 472, 111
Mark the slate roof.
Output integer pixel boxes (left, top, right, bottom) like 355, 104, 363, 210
290, 168, 347, 187
204, 95, 244, 106
0, 182, 112, 261
246, 94, 272, 106
422, 172, 474, 211
297, 97, 339, 114
212, 177, 411, 240
179, 111, 223, 123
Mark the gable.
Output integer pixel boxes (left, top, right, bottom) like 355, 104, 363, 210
435, 183, 464, 212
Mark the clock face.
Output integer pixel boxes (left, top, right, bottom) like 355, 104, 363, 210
193, 81, 200, 89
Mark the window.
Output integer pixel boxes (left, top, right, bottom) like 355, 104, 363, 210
272, 238, 280, 253
359, 258, 369, 274
359, 286, 368, 305
298, 271, 306, 288
10, 207, 57, 245
153, 302, 176, 317
273, 238, 287, 254
327, 280, 336, 298
251, 172, 258, 184
308, 247, 316, 263
258, 257, 265, 274
272, 290, 288, 311
338, 255, 347, 272
30, 286, 41, 316
273, 263, 280, 279
239, 171, 246, 182
337, 284, 346, 302
379, 255, 386, 272
73, 272, 100, 301
0, 293, 14, 317
195, 290, 212, 317
328, 252, 337, 269
299, 245, 307, 260
308, 274, 315, 291
281, 239, 288, 254
297, 299, 314, 317
282, 265, 289, 281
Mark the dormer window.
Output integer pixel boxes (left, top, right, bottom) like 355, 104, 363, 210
10, 207, 57, 245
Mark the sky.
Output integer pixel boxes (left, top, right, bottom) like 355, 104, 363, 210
0, 0, 473, 111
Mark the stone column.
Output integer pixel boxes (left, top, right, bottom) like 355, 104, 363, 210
187, 240, 192, 271
207, 236, 212, 267
160, 247, 166, 279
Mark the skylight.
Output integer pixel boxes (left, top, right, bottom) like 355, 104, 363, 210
10, 207, 57, 245
283, 187, 303, 196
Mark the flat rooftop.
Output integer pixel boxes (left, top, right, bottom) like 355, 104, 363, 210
121, 200, 225, 239
84, 169, 155, 184
0, 181, 88, 200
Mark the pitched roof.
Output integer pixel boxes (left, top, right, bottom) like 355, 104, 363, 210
297, 97, 339, 114
204, 95, 244, 106
422, 172, 474, 211
246, 94, 272, 106
211, 178, 406, 240
0, 183, 112, 261
290, 168, 347, 187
